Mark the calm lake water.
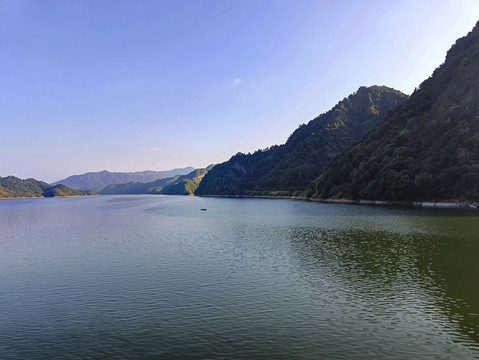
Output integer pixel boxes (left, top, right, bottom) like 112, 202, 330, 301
1, 195, 479, 359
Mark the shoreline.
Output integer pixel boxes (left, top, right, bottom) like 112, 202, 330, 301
198, 194, 308, 200
310, 198, 479, 209
3, 193, 477, 210
196, 194, 479, 210
0, 194, 98, 200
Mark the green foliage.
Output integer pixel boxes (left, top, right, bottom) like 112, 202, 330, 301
0, 176, 50, 198
311, 21, 479, 202
162, 168, 209, 195
43, 184, 96, 197
99, 167, 212, 195
0, 176, 98, 199
195, 86, 408, 196
52, 167, 195, 191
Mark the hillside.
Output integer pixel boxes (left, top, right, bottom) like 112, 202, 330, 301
161, 166, 214, 195
0, 176, 97, 199
309, 21, 479, 202
53, 167, 195, 191
99, 177, 180, 195
195, 86, 407, 196
99, 166, 213, 195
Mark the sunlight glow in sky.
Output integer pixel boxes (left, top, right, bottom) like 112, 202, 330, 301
1, 0, 478, 182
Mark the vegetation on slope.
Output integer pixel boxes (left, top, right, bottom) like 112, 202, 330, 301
0, 176, 97, 199
99, 177, 177, 195
309, 21, 479, 202
43, 184, 97, 197
195, 86, 407, 196
53, 167, 195, 191
161, 167, 213, 195
99, 166, 213, 195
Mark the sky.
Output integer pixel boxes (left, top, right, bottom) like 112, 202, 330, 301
1, 0, 478, 183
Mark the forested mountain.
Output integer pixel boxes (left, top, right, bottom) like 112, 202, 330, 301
309, 21, 479, 202
99, 166, 213, 195
53, 167, 195, 191
161, 166, 214, 195
195, 86, 407, 196
0, 176, 97, 199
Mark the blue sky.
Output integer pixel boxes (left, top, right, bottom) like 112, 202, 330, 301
1, 0, 478, 183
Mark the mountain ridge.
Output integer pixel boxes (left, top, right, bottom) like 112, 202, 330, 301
53, 167, 195, 191
309, 21, 479, 202
195, 85, 408, 196
0, 176, 97, 199
100, 166, 214, 195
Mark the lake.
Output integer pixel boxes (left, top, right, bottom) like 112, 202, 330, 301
1, 195, 479, 359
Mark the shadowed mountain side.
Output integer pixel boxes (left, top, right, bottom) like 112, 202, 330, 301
53, 167, 195, 191
99, 166, 214, 195
195, 86, 408, 197
309, 21, 479, 202
0, 176, 97, 198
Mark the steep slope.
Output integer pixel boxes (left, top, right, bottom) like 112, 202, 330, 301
53, 167, 195, 191
0, 176, 97, 199
310, 21, 479, 202
43, 184, 97, 197
0, 176, 51, 198
99, 176, 180, 195
162, 165, 214, 195
195, 86, 407, 196
99, 166, 213, 195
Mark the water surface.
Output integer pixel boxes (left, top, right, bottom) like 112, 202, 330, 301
1, 195, 478, 359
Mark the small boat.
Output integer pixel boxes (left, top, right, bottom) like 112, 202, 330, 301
200, 208, 207, 211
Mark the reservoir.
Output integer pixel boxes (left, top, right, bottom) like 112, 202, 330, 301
1, 195, 478, 359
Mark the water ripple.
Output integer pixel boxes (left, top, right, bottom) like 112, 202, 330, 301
1, 196, 478, 359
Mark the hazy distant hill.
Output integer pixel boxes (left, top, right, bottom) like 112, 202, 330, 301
195, 86, 407, 196
0, 176, 97, 199
53, 167, 195, 191
161, 166, 215, 195
100, 166, 213, 195
309, 21, 479, 202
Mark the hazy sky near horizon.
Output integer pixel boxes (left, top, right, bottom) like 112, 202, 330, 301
1, 0, 478, 183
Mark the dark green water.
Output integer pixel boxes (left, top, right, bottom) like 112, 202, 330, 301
1, 195, 478, 359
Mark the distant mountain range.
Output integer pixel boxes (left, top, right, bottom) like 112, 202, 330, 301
196, 86, 408, 196
1, 166, 211, 199
100, 166, 214, 195
53, 167, 195, 191
7, 22, 479, 204
0, 176, 97, 199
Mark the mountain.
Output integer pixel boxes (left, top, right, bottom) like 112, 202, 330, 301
99, 177, 179, 195
99, 166, 214, 195
0, 176, 97, 199
309, 21, 479, 203
53, 167, 195, 191
195, 86, 408, 196
161, 166, 215, 195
